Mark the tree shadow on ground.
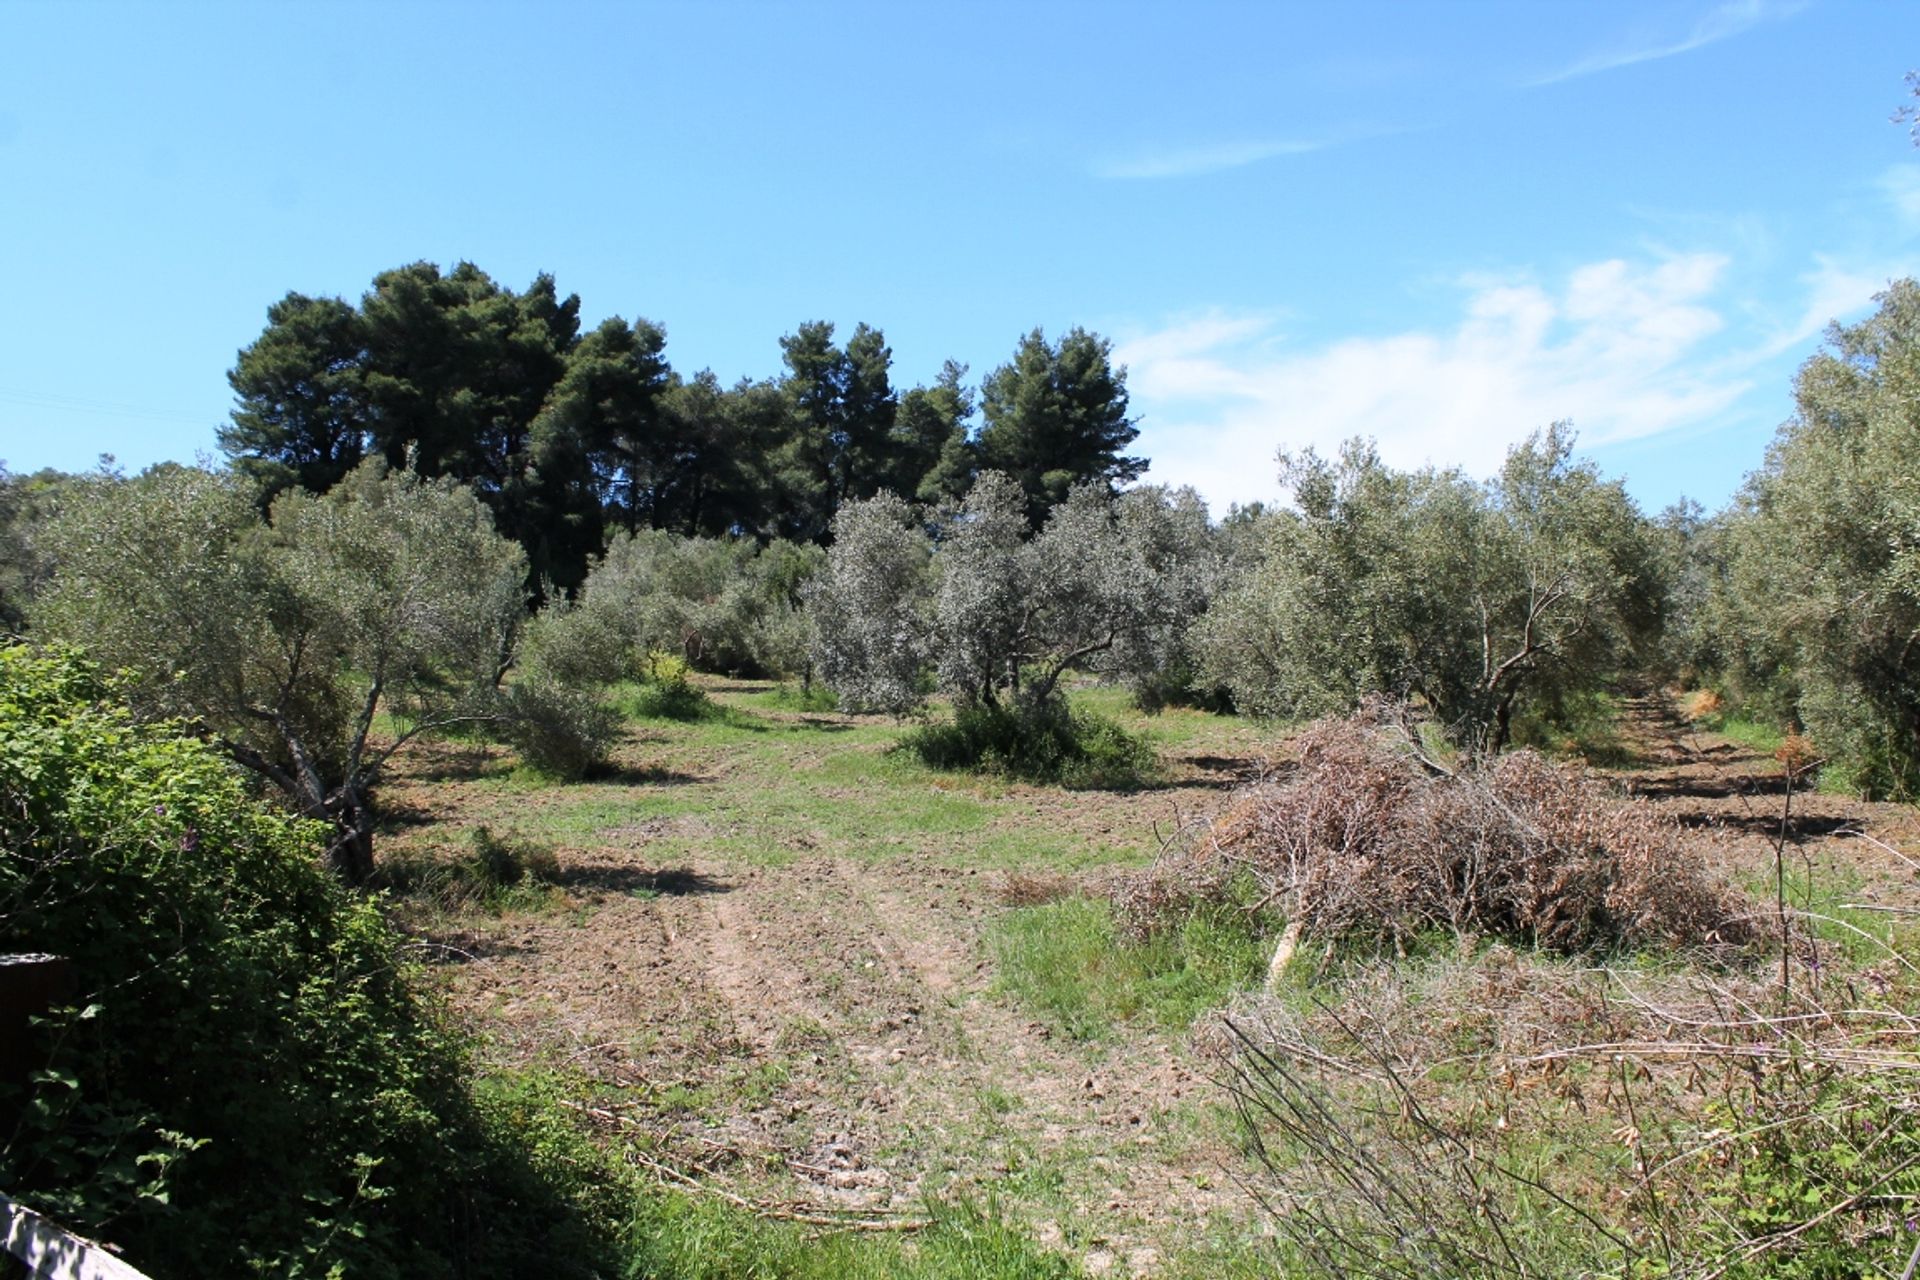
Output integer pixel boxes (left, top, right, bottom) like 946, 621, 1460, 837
375, 800, 441, 833
580, 761, 705, 787
1673, 811, 1860, 841
552, 865, 731, 896
396, 932, 540, 965
404, 742, 514, 783
1631, 771, 1794, 802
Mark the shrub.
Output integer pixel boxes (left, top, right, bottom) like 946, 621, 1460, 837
1116, 703, 1751, 956
497, 676, 622, 778
624, 649, 714, 721
0, 645, 617, 1278
1218, 946, 1920, 1279
900, 698, 1158, 788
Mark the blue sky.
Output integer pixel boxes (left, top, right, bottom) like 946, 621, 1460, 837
1, 0, 1915, 517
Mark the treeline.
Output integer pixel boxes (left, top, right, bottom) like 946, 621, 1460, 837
2, 277, 1918, 889
218, 260, 1143, 593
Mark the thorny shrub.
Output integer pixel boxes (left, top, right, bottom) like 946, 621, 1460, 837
1115, 703, 1752, 955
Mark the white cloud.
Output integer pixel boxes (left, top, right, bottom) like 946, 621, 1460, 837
1881, 164, 1920, 230
1092, 138, 1323, 180
1529, 0, 1804, 87
1763, 256, 1904, 355
1117, 255, 1752, 512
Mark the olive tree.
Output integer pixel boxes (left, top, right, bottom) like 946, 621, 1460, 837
1107, 484, 1233, 708
527, 529, 824, 685
933, 472, 1173, 710
808, 491, 933, 714
36, 460, 527, 881
1198, 427, 1661, 753
1715, 279, 1920, 795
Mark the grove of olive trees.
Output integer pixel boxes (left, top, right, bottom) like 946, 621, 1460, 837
35, 461, 537, 881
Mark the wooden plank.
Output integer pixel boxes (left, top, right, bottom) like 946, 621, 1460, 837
0, 1193, 152, 1280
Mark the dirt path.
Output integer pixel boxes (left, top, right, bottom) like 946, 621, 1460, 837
419, 731, 1263, 1273
1609, 691, 1920, 908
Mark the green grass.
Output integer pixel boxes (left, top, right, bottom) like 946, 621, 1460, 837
990, 896, 1267, 1041
1710, 715, 1787, 755
375, 677, 1281, 1271
744, 681, 842, 713
401, 686, 1178, 872
1742, 856, 1911, 969
484, 1069, 1082, 1280
1513, 688, 1635, 767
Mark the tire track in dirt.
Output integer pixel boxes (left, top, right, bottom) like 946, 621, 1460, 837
443, 841, 1240, 1258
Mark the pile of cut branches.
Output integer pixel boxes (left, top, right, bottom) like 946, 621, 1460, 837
1115, 703, 1752, 961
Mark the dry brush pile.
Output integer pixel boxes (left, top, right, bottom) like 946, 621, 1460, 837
1115, 703, 1753, 962
1114, 705, 1920, 1277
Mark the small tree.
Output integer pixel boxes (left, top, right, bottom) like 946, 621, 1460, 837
929, 472, 1160, 711
807, 491, 932, 714
1107, 484, 1232, 709
36, 460, 527, 881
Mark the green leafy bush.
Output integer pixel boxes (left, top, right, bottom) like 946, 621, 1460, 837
900, 698, 1158, 788
624, 650, 716, 721
497, 675, 623, 778
0, 645, 618, 1278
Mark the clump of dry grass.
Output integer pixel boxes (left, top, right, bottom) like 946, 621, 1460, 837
1683, 688, 1725, 721
1214, 949, 1920, 1279
993, 869, 1077, 907
1115, 703, 1752, 956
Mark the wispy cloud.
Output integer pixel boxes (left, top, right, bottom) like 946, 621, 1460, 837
1761, 255, 1909, 356
1882, 163, 1920, 229
1118, 254, 1754, 511
1118, 231, 1920, 514
1528, 0, 1803, 87
1092, 138, 1324, 181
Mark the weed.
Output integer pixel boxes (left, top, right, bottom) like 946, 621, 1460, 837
991, 896, 1266, 1040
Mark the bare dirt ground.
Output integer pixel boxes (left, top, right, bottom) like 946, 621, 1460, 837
1610, 692, 1920, 917
382, 688, 1920, 1274
388, 697, 1271, 1274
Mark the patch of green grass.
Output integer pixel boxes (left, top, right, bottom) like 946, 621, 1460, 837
485, 1069, 1080, 1280
1711, 715, 1787, 755
621, 1188, 1079, 1280
1743, 856, 1907, 969
746, 681, 842, 713
990, 896, 1267, 1040
1513, 688, 1634, 767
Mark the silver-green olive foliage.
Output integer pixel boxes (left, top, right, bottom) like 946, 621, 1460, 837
1719, 279, 1920, 795
523, 529, 823, 685
36, 460, 527, 881
808, 491, 934, 715
1197, 426, 1660, 752
811, 473, 1214, 716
